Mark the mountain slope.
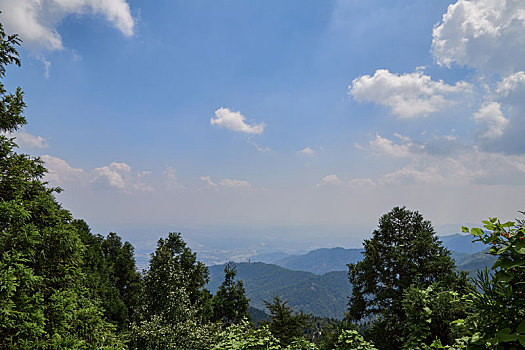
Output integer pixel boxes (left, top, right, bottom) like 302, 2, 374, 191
439, 233, 486, 254
274, 247, 364, 275
208, 262, 351, 319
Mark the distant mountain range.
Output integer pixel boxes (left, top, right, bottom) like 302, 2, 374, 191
207, 234, 495, 319
250, 233, 487, 275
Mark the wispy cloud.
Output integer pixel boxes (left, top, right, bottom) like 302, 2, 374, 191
200, 176, 251, 189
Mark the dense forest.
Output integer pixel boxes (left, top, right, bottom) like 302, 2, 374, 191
1, 21, 524, 350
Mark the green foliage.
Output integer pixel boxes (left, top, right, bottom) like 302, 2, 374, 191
401, 284, 469, 349
284, 337, 318, 350
213, 261, 251, 325
347, 207, 465, 349
130, 232, 217, 349
212, 319, 281, 350
0, 20, 124, 349
334, 330, 377, 350
74, 220, 142, 331
264, 296, 310, 347
316, 320, 354, 350
456, 218, 525, 349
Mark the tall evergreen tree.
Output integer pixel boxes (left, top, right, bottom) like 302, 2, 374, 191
212, 262, 250, 325
74, 220, 142, 331
264, 296, 310, 347
346, 207, 467, 349
0, 21, 123, 349
130, 232, 217, 350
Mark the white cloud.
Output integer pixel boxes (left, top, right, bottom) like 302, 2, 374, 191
317, 174, 343, 187
496, 71, 525, 98
211, 108, 265, 134
349, 69, 472, 118
7, 130, 49, 149
473, 102, 509, 139
381, 164, 445, 186
92, 163, 127, 189
300, 146, 315, 155
41, 154, 86, 184
42, 156, 152, 192
0, 0, 135, 51
432, 0, 525, 74
369, 134, 413, 157
200, 176, 251, 189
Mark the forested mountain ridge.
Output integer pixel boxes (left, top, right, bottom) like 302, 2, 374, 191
208, 262, 350, 319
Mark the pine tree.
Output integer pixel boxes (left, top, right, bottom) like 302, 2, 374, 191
212, 262, 250, 325
0, 21, 124, 349
346, 207, 467, 349
264, 296, 310, 347
130, 232, 217, 350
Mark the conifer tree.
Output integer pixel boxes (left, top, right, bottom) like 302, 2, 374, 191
130, 232, 217, 350
346, 207, 467, 349
0, 21, 123, 349
264, 296, 310, 347
212, 262, 250, 325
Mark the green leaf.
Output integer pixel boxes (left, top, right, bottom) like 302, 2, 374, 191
517, 319, 525, 334
497, 328, 518, 342
471, 227, 484, 236
471, 332, 482, 344
462, 226, 469, 233
514, 240, 525, 254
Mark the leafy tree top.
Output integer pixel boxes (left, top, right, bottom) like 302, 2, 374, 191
346, 207, 463, 349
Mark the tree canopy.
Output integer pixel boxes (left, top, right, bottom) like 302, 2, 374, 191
0, 21, 124, 349
346, 207, 467, 349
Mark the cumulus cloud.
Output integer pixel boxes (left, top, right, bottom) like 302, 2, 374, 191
350, 130, 525, 187
211, 108, 265, 134
41, 154, 86, 184
300, 146, 315, 155
92, 162, 128, 189
42, 156, 152, 192
0, 0, 135, 51
473, 102, 509, 139
349, 69, 472, 118
369, 133, 419, 157
432, 0, 525, 74
7, 130, 49, 149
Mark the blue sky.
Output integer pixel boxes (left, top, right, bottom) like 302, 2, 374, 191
1, 0, 524, 254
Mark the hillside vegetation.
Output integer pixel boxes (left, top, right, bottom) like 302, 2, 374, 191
208, 263, 350, 319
